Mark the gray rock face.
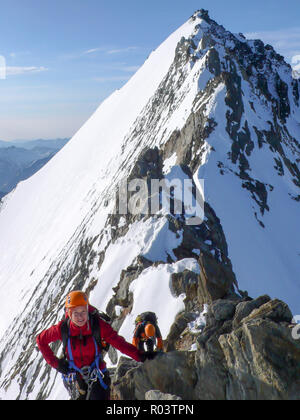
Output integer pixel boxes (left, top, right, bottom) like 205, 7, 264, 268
112, 352, 197, 400
211, 299, 236, 321
233, 295, 271, 327
145, 390, 182, 400
111, 297, 300, 400
240, 299, 293, 324
218, 318, 300, 400
1, 8, 299, 401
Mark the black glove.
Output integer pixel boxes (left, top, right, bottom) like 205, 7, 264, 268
140, 351, 158, 362
57, 358, 70, 375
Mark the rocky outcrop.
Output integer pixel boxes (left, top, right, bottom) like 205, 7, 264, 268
110, 295, 300, 400
0, 9, 299, 401
145, 390, 182, 400
111, 352, 197, 400
104, 145, 239, 342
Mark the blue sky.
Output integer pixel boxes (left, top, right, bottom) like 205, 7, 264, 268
0, 0, 300, 141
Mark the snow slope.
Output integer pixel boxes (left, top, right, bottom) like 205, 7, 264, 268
196, 81, 300, 313
0, 10, 299, 400
0, 16, 198, 339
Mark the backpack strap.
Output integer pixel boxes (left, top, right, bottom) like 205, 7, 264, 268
60, 312, 103, 357
60, 315, 109, 392
60, 319, 70, 358
90, 312, 102, 352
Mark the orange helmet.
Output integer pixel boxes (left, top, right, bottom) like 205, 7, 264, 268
65, 290, 89, 309
145, 323, 155, 338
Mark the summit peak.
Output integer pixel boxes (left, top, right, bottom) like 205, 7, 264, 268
193, 8, 210, 19
190, 8, 212, 24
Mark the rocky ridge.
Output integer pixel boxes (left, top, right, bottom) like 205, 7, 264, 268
0, 9, 299, 400
111, 292, 300, 400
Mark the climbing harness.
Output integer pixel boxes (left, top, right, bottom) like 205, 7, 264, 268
62, 336, 108, 400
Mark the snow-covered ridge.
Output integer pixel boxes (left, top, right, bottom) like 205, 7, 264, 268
0, 13, 204, 337
0, 9, 299, 400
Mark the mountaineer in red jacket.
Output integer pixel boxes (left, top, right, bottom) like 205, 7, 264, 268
36, 290, 152, 400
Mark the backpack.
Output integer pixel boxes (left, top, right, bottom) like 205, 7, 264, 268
135, 311, 158, 325
61, 308, 111, 358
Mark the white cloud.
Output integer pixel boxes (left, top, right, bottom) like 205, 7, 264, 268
93, 75, 131, 83
83, 46, 139, 55
64, 46, 140, 60
6, 66, 48, 76
83, 47, 106, 55
106, 46, 138, 54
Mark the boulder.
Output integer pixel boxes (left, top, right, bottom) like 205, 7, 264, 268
165, 312, 198, 351
113, 356, 140, 381
145, 390, 182, 400
218, 317, 300, 400
211, 299, 237, 322
111, 297, 300, 400
112, 352, 197, 400
233, 295, 271, 327
240, 299, 293, 324
195, 297, 300, 400
197, 252, 236, 304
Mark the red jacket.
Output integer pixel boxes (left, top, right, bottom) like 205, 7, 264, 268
36, 318, 142, 370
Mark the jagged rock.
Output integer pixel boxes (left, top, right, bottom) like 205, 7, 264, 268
197, 297, 300, 399
195, 334, 228, 400
145, 390, 182, 400
165, 312, 198, 351
219, 317, 300, 399
1, 7, 300, 401
197, 253, 236, 304
107, 346, 118, 365
211, 299, 237, 321
233, 295, 271, 327
111, 352, 197, 400
174, 329, 199, 352
171, 271, 199, 309
240, 299, 293, 324
118, 295, 300, 401
113, 356, 140, 382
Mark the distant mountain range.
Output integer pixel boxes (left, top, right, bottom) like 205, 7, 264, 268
0, 138, 69, 198
0, 9, 299, 400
